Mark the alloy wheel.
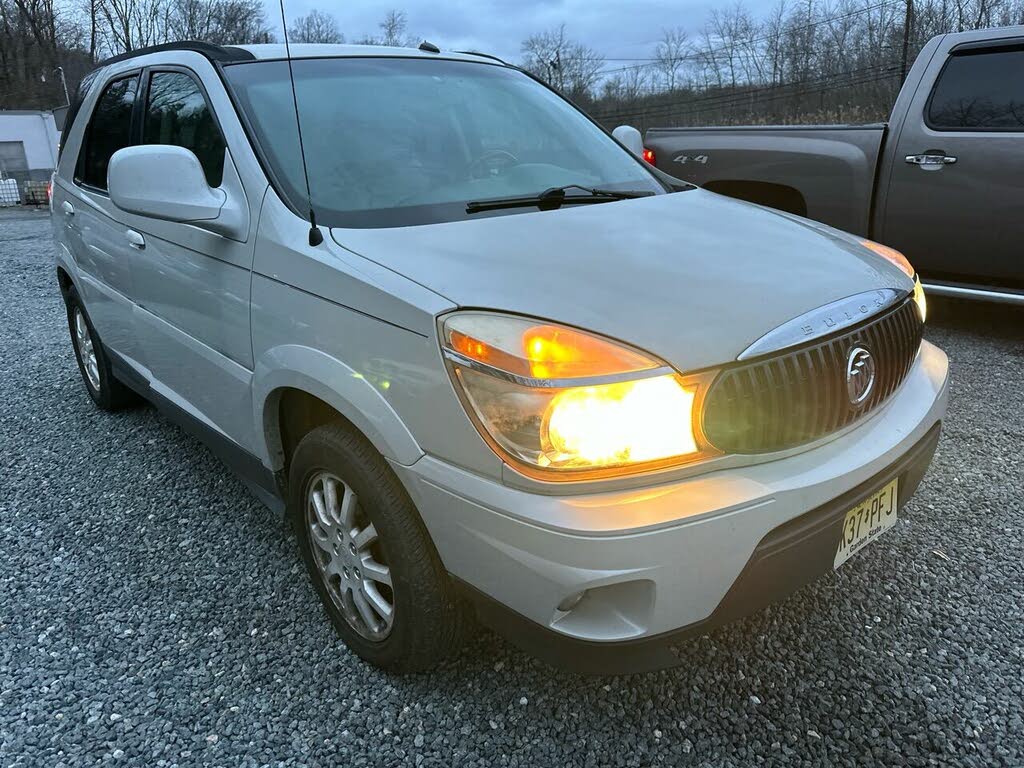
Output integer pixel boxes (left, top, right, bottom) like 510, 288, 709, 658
307, 472, 394, 641
73, 308, 100, 392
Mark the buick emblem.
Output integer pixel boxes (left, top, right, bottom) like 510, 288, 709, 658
846, 346, 876, 406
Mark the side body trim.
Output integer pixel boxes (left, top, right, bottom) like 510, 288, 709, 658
107, 348, 284, 513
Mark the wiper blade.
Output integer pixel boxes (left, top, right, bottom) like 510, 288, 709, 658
466, 184, 655, 214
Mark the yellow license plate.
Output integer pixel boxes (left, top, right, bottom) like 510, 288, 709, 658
834, 478, 898, 569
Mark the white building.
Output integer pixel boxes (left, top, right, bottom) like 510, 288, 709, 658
0, 111, 60, 205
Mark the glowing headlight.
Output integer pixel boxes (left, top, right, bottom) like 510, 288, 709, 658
913, 276, 927, 322
441, 313, 711, 478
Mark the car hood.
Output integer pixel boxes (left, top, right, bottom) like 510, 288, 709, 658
331, 189, 912, 372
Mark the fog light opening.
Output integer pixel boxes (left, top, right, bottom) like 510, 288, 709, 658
557, 591, 586, 613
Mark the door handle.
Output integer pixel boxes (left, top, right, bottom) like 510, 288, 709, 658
125, 229, 145, 250
61, 201, 75, 216
905, 153, 957, 168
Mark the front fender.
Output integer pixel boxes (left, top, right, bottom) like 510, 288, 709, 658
253, 344, 423, 470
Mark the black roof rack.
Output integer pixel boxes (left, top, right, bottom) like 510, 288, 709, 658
95, 40, 256, 69
455, 50, 507, 65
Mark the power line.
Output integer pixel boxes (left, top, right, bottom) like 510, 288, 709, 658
592, 65, 898, 123
590, 62, 901, 124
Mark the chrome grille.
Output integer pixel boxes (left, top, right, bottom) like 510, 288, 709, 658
702, 298, 923, 454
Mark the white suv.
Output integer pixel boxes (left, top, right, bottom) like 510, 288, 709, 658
50, 41, 948, 673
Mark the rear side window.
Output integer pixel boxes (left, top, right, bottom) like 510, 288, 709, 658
928, 48, 1024, 130
143, 72, 226, 187
77, 74, 139, 190
60, 70, 101, 160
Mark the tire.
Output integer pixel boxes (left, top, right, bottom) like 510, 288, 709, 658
288, 422, 468, 672
64, 288, 137, 411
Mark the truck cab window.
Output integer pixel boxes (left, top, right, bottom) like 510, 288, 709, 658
928, 48, 1024, 130
144, 72, 226, 187
76, 74, 139, 191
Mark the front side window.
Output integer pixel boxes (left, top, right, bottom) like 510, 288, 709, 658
223, 57, 665, 228
928, 48, 1024, 130
144, 72, 226, 187
77, 74, 139, 190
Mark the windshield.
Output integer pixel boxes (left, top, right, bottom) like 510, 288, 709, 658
223, 57, 665, 228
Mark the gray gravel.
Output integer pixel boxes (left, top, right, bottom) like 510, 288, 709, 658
1, 206, 1022, 767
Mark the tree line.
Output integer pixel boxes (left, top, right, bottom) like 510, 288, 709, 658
3, 0, 1022, 126
0, 3, 413, 109
528, 0, 1024, 127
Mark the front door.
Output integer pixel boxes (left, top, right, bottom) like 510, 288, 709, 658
126, 67, 258, 449
881, 40, 1024, 287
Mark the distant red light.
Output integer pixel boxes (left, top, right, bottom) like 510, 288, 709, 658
642, 148, 656, 165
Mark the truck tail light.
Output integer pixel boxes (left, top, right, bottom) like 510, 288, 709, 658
642, 148, 656, 165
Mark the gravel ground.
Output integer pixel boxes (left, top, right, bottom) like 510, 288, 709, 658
1, 206, 1022, 767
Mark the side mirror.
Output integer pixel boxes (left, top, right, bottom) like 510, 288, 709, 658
108, 145, 234, 231
612, 125, 645, 158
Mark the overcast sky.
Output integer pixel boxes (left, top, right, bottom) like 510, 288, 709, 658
273, 0, 776, 64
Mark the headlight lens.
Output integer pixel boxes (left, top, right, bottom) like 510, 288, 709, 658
859, 240, 926, 322
441, 313, 711, 478
913, 275, 927, 322
860, 239, 915, 278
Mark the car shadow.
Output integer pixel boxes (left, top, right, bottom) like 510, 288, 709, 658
926, 296, 1024, 344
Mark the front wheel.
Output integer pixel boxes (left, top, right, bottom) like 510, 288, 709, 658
288, 423, 468, 672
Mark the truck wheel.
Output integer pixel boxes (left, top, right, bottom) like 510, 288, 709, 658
65, 289, 136, 411
288, 422, 468, 672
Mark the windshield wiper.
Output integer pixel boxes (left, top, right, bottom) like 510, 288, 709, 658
466, 184, 655, 214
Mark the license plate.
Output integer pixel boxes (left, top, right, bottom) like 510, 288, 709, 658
834, 478, 898, 569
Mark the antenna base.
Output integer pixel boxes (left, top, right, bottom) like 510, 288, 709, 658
309, 226, 324, 247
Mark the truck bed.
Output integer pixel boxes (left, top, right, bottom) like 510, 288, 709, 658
644, 124, 888, 237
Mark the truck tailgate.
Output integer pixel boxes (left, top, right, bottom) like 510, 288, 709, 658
644, 125, 886, 236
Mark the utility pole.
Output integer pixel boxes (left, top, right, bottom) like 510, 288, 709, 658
40, 67, 71, 106
54, 67, 70, 106
900, 0, 915, 84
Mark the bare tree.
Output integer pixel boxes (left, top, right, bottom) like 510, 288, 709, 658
379, 9, 407, 45
93, 0, 270, 54
356, 8, 414, 46
97, 0, 172, 52
168, 0, 269, 44
288, 8, 343, 44
601, 64, 651, 102
521, 24, 605, 102
212, 0, 272, 44
10, 0, 60, 64
653, 27, 689, 91
762, 0, 787, 86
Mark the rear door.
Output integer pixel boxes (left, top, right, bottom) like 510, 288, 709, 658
881, 38, 1024, 286
126, 66, 258, 448
64, 72, 143, 363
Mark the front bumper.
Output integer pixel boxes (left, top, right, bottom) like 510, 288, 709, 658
393, 341, 949, 673
458, 422, 939, 674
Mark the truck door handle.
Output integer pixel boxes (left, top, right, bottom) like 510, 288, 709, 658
61, 201, 75, 216
905, 153, 957, 167
125, 230, 146, 250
